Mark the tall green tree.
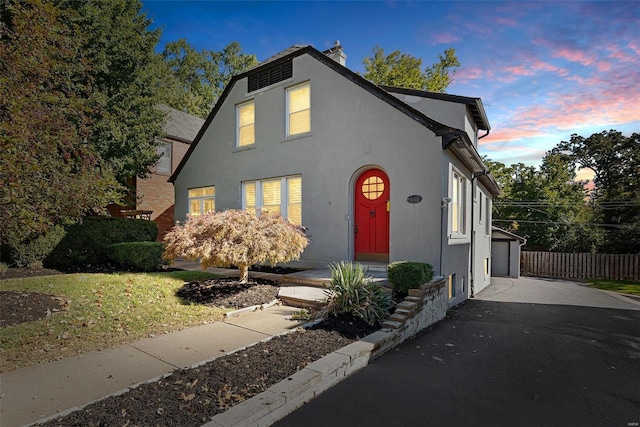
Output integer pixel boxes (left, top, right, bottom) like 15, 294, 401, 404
362, 45, 460, 92
161, 39, 258, 118
556, 130, 640, 253
0, 0, 121, 243
53, 0, 169, 184
485, 154, 602, 253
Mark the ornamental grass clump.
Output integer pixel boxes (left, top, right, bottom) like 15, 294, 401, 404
318, 261, 395, 326
163, 210, 309, 283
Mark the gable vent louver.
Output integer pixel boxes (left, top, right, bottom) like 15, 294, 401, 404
248, 58, 293, 92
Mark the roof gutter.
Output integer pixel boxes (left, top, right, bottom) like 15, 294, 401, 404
478, 129, 490, 140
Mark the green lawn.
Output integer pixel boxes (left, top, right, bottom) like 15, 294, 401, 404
0, 270, 224, 371
586, 278, 640, 296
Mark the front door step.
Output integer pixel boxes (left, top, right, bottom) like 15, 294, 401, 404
278, 286, 328, 309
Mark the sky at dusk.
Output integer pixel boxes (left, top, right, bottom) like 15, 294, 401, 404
141, 1, 640, 170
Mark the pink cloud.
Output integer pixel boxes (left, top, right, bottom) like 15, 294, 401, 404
551, 47, 595, 66
455, 66, 484, 82
495, 16, 517, 27
430, 32, 461, 45
503, 65, 534, 76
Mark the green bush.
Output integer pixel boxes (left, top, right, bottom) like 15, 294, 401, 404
44, 217, 158, 271
387, 261, 434, 296
2, 225, 66, 268
106, 242, 166, 272
317, 261, 395, 326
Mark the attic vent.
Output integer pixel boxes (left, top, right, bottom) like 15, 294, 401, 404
248, 59, 292, 92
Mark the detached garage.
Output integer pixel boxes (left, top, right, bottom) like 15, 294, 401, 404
491, 227, 526, 278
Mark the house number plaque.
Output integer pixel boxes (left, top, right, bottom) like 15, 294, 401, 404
406, 195, 422, 204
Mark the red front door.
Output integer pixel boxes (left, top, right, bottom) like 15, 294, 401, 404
355, 169, 390, 262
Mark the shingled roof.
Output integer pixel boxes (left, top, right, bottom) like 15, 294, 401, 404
158, 104, 205, 143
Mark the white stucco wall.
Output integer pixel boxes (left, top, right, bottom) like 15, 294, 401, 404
174, 53, 445, 268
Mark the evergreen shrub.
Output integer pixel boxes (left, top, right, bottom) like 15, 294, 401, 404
387, 261, 434, 296
45, 217, 158, 271
106, 242, 166, 272
2, 225, 66, 267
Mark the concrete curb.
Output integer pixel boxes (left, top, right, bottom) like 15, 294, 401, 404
224, 299, 280, 318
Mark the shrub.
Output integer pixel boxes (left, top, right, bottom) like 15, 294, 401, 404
163, 210, 309, 283
45, 217, 158, 271
318, 261, 395, 326
2, 225, 66, 268
106, 242, 166, 272
0, 262, 8, 275
387, 261, 434, 296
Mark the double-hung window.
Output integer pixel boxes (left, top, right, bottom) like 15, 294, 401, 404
242, 176, 302, 225
188, 186, 215, 216
237, 100, 255, 147
450, 166, 467, 239
286, 83, 310, 136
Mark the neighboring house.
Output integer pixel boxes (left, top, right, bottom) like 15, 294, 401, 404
169, 43, 500, 306
135, 105, 205, 239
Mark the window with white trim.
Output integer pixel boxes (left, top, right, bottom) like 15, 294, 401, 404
237, 100, 255, 147
485, 195, 491, 235
286, 83, 310, 136
242, 176, 302, 225
188, 186, 215, 216
450, 167, 467, 238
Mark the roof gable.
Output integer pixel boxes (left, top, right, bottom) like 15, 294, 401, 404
381, 86, 490, 131
169, 45, 499, 196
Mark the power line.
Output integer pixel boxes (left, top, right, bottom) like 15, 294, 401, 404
492, 219, 639, 229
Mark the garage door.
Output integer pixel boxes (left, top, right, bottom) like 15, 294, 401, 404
492, 241, 510, 276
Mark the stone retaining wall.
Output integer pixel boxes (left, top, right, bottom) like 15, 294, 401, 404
202, 275, 448, 427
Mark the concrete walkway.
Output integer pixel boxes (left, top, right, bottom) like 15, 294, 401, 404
479, 276, 640, 310
0, 302, 304, 427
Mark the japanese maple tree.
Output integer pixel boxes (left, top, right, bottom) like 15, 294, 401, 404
163, 210, 309, 283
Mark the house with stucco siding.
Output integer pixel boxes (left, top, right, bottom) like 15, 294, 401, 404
169, 44, 499, 305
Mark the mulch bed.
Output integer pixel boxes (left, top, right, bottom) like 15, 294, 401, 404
38, 317, 375, 427
177, 278, 280, 309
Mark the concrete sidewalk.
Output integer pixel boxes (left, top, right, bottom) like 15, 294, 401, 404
0, 305, 304, 427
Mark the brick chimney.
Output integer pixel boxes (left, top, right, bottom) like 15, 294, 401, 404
323, 40, 347, 66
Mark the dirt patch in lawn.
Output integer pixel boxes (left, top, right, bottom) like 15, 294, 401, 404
0, 291, 67, 327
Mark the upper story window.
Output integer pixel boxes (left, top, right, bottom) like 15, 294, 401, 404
237, 100, 255, 147
485, 195, 491, 236
188, 186, 215, 216
242, 175, 302, 225
449, 166, 467, 240
156, 142, 171, 175
286, 82, 310, 137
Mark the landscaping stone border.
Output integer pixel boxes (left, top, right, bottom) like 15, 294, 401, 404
202, 275, 448, 427
223, 299, 280, 318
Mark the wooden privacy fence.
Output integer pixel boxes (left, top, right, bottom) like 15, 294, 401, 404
521, 251, 640, 281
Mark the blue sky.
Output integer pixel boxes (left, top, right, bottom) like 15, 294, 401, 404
141, 1, 640, 171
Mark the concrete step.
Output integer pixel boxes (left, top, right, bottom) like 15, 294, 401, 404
278, 286, 328, 309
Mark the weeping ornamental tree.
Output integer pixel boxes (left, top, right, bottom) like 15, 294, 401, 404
163, 210, 309, 283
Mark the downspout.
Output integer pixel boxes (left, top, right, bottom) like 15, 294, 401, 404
478, 130, 490, 140
470, 168, 488, 298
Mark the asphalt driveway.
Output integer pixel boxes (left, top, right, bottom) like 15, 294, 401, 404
275, 276, 640, 427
